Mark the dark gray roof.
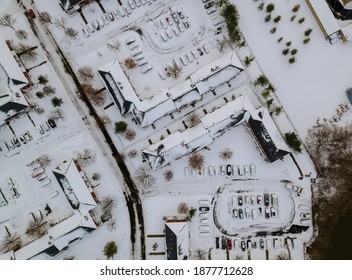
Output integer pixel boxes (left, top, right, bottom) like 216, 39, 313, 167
247, 116, 290, 163
60, 0, 84, 10
165, 224, 178, 260
0, 101, 27, 116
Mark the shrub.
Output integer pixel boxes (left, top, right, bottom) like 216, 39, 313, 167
254, 75, 269, 86
114, 121, 127, 134
290, 15, 296, 21
264, 14, 271, 22
291, 48, 298, 55
303, 37, 311, 44
258, 2, 264, 10
289, 57, 296, 64
270, 27, 277, 34
244, 56, 254, 67
284, 131, 302, 153
286, 41, 292, 47
298, 17, 305, 24
36, 91, 44, 99
262, 89, 271, 98
277, 36, 283, 43
37, 75, 48, 85
273, 15, 281, 23
292, 4, 300, 13
282, 48, 290, 55
51, 97, 63, 107
266, 3, 275, 13
304, 28, 313, 36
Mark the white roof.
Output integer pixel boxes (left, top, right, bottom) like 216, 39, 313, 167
99, 51, 244, 127
15, 235, 52, 260
165, 221, 189, 260
53, 160, 97, 209
260, 108, 290, 152
307, 0, 341, 36
0, 39, 28, 91
53, 228, 87, 251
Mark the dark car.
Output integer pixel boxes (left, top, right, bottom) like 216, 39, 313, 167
199, 206, 210, 212
259, 239, 265, 250
221, 237, 226, 250
204, 1, 214, 9
215, 237, 219, 249
48, 119, 56, 128
240, 240, 246, 251
264, 193, 270, 206
226, 238, 232, 250
247, 240, 252, 250
238, 195, 243, 206
238, 208, 244, 219
346, 87, 352, 104
226, 164, 232, 176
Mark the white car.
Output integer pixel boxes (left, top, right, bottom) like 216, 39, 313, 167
250, 163, 256, 176
220, 165, 226, 176
131, 47, 143, 56
244, 165, 250, 175
126, 36, 136, 45
208, 166, 214, 176
140, 63, 153, 74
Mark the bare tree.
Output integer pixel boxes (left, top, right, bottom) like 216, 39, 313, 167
82, 84, 106, 106
219, 148, 233, 160
217, 38, 229, 52
63, 255, 75, 260
124, 57, 137, 69
0, 14, 16, 30
276, 251, 291, 260
134, 166, 156, 188
107, 40, 121, 52
78, 66, 95, 83
37, 154, 51, 168
15, 29, 28, 40
38, 11, 52, 24
15, 43, 38, 62
0, 233, 22, 253
107, 218, 117, 232
34, 106, 45, 115
186, 112, 201, 127
163, 169, 174, 181
128, 149, 138, 158
100, 195, 117, 215
188, 153, 205, 171
75, 148, 96, 167
124, 129, 136, 141
177, 203, 189, 214
43, 85, 56, 96
65, 27, 78, 39
54, 17, 67, 29
25, 216, 48, 239
48, 108, 65, 121
194, 249, 207, 260
167, 63, 182, 79
100, 115, 112, 125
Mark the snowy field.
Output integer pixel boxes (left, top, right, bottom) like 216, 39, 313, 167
235, 0, 352, 137
0, 0, 329, 260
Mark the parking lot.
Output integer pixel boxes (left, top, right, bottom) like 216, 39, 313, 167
214, 182, 295, 236
185, 164, 256, 178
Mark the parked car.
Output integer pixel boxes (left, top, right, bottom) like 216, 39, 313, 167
131, 47, 143, 56
238, 195, 243, 206
233, 209, 238, 219
82, 26, 90, 37
140, 63, 153, 74
208, 166, 215, 176
271, 194, 278, 205
265, 207, 270, 219
240, 240, 246, 251
37, 173, 48, 181
32, 168, 45, 178
48, 119, 56, 128
264, 193, 270, 206
199, 206, 210, 212
92, 20, 100, 31
245, 207, 251, 218
226, 238, 232, 250
107, 11, 114, 21
19, 135, 27, 144
221, 237, 226, 250
238, 208, 244, 219
23, 131, 33, 141
244, 165, 250, 175
220, 165, 226, 176
259, 239, 265, 250
247, 239, 252, 250
270, 207, 276, 217
257, 194, 262, 205
215, 237, 219, 249
238, 165, 244, 176
250, 163, 256, 176
226, 164, 232, 176
252, 209, 257, 220
204, 1, 214, 9
232, 165, 239, 176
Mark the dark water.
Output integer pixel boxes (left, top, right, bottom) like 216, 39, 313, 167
326, 208, 352, 259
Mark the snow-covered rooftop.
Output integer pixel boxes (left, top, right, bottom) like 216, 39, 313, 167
143, 95, 290, 170
53, 160, 97, 210
99, 50, 244, 127
306, 0, 341, 37
165, 220, 189, 260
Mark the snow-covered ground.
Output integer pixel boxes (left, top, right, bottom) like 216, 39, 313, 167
0, 0, 333, 260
